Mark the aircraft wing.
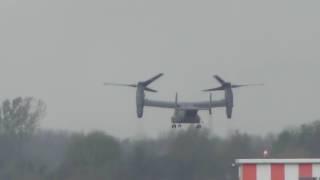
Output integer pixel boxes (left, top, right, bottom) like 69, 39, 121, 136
192, 100, 226, 109
144, 99, 226, 110
144, 99, 176, 109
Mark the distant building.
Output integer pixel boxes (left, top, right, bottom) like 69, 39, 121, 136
235, 159, 320, 180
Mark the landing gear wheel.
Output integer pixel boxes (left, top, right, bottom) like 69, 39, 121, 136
178, 124, 182, 128
172, 124, 176, 128
196, 124, 201, 128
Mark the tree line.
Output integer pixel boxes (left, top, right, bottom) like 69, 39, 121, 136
0, 97, 319, 180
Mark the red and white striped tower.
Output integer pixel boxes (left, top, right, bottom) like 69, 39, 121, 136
236, 159, 320, 180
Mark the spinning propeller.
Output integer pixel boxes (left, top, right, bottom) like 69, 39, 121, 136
203, 75, 263, 92
104, 73, 164, 118
104, 73, 163, 93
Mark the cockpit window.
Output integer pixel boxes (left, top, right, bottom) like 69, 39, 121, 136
186, 110, 197, 117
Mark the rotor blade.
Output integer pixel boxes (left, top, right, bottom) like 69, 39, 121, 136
104, 82, 137, 88
142, 73, 164, 86
231, 83, 264, 88
214, 75, 226, 85
144, 87, 158, 93
202, 86, 225, 92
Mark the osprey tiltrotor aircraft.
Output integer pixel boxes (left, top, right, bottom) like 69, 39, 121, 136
105, 74, 261, 128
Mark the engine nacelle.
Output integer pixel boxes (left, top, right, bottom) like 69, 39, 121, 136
226, 103, 233, 119
224, 87, 234, 119
136, 86, 145, 118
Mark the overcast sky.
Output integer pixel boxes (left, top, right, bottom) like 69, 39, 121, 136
0, 0, 319, 138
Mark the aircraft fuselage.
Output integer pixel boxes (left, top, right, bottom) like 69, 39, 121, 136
171, 109, 201, 124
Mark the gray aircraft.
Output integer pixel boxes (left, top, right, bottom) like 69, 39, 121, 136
105, 74, 261, 128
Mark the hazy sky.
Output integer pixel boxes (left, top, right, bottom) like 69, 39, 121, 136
1, 0, 320, 138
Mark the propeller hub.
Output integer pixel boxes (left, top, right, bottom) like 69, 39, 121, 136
224, 83, 231, 88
